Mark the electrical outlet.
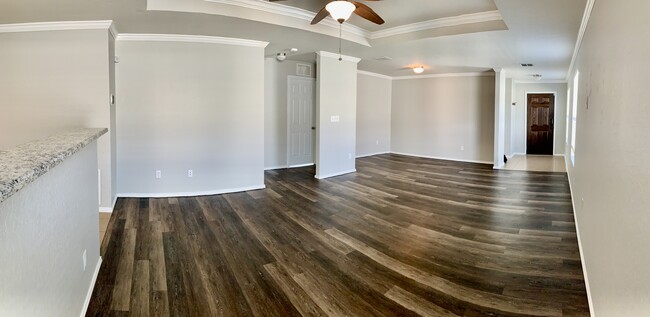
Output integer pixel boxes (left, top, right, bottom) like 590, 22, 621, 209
188, 170, 193, 178
155, 170, 162, 179
83, 249, 87, 271
460, 146, 465, 151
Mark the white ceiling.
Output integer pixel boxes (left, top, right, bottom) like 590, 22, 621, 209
0, 0, 587, 80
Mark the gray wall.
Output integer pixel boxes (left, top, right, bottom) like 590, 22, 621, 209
511, 82, 568, 155
391, 75, 495, 164
116, 40, 265, 195
0, 29, 115, 209
356, 73, 392, 157
264, 58, 316, 169
315, 53, 358, 178
566, 0, 650, 314
0, 143, 100, 316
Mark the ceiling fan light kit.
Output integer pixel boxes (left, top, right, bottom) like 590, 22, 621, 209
326, 1, 357, 23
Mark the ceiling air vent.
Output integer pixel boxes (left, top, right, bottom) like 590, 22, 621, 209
374, 56, 393, 61
521, 63, 534, 67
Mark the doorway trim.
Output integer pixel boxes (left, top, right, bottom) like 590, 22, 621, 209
286, 75, 316, 168
524, 91, 558, 156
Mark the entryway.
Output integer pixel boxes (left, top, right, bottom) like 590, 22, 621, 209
526, 93, 555, 155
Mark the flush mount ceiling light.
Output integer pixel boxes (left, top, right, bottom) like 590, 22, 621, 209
413, 66, 425, 74
326, 1, 357, 23
276, 52, 286, 62
532, 74, 543, 80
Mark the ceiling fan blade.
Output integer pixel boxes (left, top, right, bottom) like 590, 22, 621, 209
353, 2, 385, 25
311, 6, 330, 25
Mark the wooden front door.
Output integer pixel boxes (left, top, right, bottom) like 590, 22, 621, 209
526, 93, 555, 155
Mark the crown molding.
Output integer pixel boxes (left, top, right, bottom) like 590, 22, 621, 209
205, 0, 369, 39
116, 33, 269, 47
357, 70, 393, 80
393, 72, 495, 80
0, 20, 114, 34
317, 51, 361, 63
369, 10, 503, 40
566, 0, 595, 81
108, 22, 118, 39
514, 80, 568, 84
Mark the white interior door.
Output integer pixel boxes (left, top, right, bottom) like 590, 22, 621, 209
287, 76, 315, 167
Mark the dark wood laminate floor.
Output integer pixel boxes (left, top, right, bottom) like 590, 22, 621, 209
87, 154, 590, 317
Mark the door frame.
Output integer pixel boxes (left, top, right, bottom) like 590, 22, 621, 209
286, 75, 316, 168
524, 91, 558, 155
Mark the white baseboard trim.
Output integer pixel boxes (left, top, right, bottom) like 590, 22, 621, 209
288, 163, 315, 168
80, 256, 102, 317
511, 152, 526, 156
265, 165, 288, 171
98, 196, 118, 213
315, 169, 357, 180
564, 156, 595, 315
554, 154, 566, 157
118, 184, 266, 198
493, 163, 505, 169
356, 151, 390, 158
390, 151, 493, 165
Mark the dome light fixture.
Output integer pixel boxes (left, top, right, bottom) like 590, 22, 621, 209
413, 66, 425, 74
326, 1, 357, 23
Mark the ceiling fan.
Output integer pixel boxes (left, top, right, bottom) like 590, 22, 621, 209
269, 0, 385, 25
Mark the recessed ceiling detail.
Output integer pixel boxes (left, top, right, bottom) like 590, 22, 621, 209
147, 0, 506, 46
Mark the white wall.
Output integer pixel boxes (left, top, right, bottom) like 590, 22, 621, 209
0, 143, 100, 317
264, 58, 316, 169
315, 52, 358, 179
391, 75, 495, 164
566, 0, 650, 315
116, 39, 266, 196
504, 78, 514, 157
511, 82, 568, 155
0, 29, 115, 209
356, 72, 392, 157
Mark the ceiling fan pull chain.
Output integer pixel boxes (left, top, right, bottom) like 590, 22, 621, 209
339, 23, 343, 61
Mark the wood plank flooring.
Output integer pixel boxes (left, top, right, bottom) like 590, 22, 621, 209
87, 154, 590, 316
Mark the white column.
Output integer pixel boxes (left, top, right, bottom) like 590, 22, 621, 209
493, 68, 506, 168
315, 51, 360, 179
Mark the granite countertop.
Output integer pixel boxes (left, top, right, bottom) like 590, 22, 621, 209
0, 128, 107, 204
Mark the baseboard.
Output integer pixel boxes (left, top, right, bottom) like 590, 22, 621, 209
265, 165, 287, 171
288, 163, 315, 168
390, 151, 493, 165
493, 163, 505, 169
564, 156, 595, 315
98, 196, 118, 213
554, 154, 566, 157
118, 184, 266, 198
315, 169, 357, 180
80, 256, 102, 317
356, 151, 390, 158
511, 152, 526, 156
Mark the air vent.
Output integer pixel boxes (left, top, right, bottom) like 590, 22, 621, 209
521, 63, 534, 67
374, 56, 393, 61
296, 63, 312, 77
